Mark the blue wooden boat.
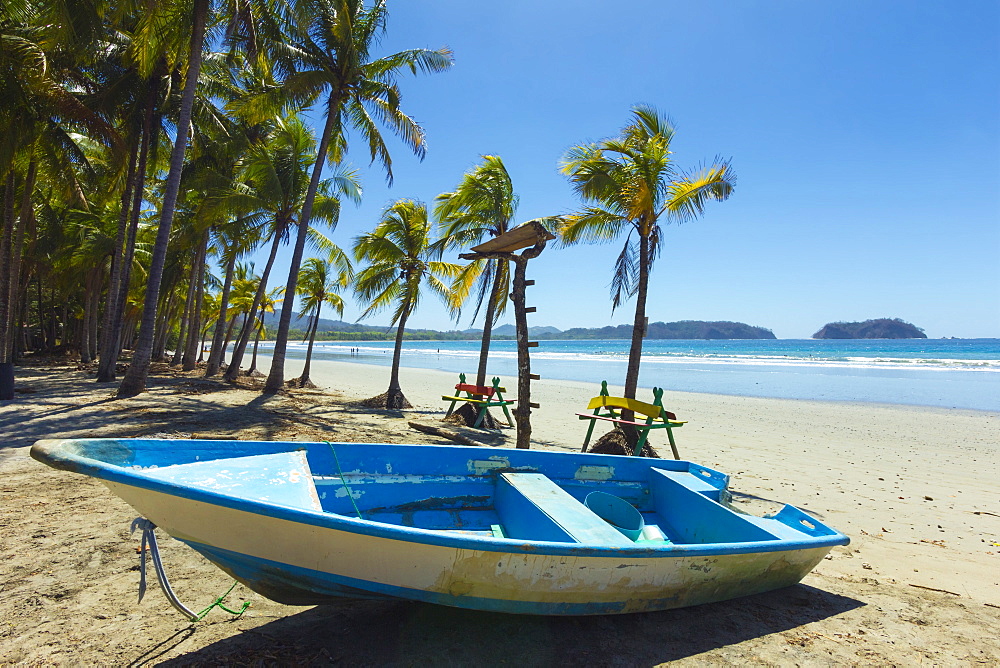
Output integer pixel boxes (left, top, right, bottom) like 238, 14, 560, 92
30, 438, 849, 615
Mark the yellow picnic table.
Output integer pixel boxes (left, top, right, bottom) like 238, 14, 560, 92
577, 381, 685, 459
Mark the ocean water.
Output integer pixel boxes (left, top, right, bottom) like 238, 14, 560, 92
261, 338, 1000, 411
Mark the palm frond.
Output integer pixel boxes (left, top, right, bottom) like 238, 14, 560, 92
665, 157, 736, 222
610, 235, 638, 312
558, 208, 630, 245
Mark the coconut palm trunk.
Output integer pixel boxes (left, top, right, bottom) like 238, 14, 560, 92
0, 174, 13, 396
96, 139, 138, 380
182, 230, 208, 369
205, 250, 237, 376
475, 262, 504, 388
80, 272, 98, 363
152, 290, 176, 363
6, 160, 35, 362
263, 100, 339, 393
247, 319, 265, 376
171, 270, 197, 366
99, 100, 156, 380
298, 308, 321, 385
386, 302, 410, 409
624, 233, 650, 402
117, 0, 209, 398
223, 232, 282, 381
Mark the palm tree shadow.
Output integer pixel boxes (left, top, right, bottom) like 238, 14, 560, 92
159, 584, 863, 666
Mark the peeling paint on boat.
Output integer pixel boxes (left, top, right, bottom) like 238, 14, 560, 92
469, 458, 510, 474
574, 465, 614, 481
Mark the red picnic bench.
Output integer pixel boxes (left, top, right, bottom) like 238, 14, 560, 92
577, 381, 685, 459
442, 373, 516, 429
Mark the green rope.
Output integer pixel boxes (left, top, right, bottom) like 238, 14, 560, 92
326, 441, 363, 519
193, 581, 250, 621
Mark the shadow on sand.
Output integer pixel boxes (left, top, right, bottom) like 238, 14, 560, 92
0, 368, 288, 452
155, 584, 863, 666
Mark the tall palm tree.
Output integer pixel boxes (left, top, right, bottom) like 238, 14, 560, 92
435, 155, 517, 388
559, 105, 735, 405
218, 115, 358, 382
245, 286, 282, 377
225, 261, 263, 350
353, 199, 460, 409
253, 0, 454, 393
117, 0, 211, 397
292, 252, 350, 387
0, 7, 117, 391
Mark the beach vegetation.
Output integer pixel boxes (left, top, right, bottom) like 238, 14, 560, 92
558, 106, 736, 405
813, 318, 926, 339
434, 155, 518, 388
116, 0, 214, 398
246, 0, 454, 393
212, 114, 357, 383
0, 0, 451, 402
352, 199, 462, 408
245, 285, 284, 378
292, 253, 352, 387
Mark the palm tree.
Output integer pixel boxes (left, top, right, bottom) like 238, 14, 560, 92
253, 0, 454, 393
225, 262, 263, 351
0, 7, 117, 393
435, 155, 517, 388
218, 115, 357, 382
353, 199, 461, 409
245, 286, 282, 377
117, 0, 211, 397
559, 105, 735, 406
291, 252, 350, 387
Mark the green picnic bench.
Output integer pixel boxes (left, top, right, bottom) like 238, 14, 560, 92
577, 381, 685, 459
442, 373, 515, 428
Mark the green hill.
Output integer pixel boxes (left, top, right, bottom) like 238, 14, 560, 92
265, 315, 777, 341
543, 320, 776, 340
813, 318, 926, 339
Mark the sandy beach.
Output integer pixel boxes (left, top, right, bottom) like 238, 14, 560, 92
1, 356, 998, 665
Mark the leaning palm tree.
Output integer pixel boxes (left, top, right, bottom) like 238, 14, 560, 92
218, 115, 358, 382
353, 199, 461, 409
245, 287, 283, 377
559, 105, 736, 405
250, 0, 454, 393
291, 251, 351, 387
434, 155, 517, 388
117, 0, 212, 397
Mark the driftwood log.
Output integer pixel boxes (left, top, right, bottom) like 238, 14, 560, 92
408, 421, 481, 446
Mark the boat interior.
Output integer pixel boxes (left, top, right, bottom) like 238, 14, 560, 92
118, 440, 838, 548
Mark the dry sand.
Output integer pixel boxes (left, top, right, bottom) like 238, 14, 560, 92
1, 356, 998, 666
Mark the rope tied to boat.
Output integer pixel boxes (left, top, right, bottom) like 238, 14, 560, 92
325, 441, 363, 519
130, 518, 250, 622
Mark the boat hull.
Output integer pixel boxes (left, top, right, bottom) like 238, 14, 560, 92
106, 480, 833, 615
32, 438, 850, 616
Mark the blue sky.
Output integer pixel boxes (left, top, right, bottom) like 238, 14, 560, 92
257, 0, 1000, 339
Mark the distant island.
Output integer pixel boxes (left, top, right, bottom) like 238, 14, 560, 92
533, 320, 776, 340
263, 315, 776, 341
813, 318, 926, 339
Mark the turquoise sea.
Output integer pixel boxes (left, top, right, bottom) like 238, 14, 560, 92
263, 338, 1000, 411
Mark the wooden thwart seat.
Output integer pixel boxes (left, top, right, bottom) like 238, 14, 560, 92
577, 381, 685, 459
442, 373, 515, 428
494, 472, 634, 545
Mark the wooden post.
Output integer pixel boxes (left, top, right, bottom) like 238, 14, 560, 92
511, 255, 530, 447
460, 221, 553, 450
